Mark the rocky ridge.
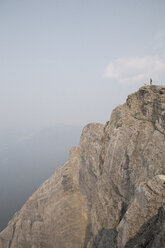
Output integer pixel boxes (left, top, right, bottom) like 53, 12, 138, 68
0, 85, 165, 248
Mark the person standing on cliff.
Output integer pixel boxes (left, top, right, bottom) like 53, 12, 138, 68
150, 78, 152, 85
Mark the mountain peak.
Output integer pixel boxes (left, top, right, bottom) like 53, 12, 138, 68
0, 86, 165, 248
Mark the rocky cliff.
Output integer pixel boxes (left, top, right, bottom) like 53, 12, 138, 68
0, 85, 165, 248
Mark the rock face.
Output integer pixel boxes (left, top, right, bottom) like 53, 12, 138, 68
0, 85, 165, 248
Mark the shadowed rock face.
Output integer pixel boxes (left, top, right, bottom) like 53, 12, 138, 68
124, 205, 165, 248
0, 85, 165, 248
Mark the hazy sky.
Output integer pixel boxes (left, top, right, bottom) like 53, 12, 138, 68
1, 0, 165, 130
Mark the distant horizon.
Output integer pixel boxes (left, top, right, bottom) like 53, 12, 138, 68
1, 82, 165, 131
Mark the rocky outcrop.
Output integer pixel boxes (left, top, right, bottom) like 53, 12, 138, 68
0, 85, 165, 248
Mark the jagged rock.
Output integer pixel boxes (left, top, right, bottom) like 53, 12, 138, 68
0, 85, 165, 248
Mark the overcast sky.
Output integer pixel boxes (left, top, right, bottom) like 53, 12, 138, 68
1, 0, 165, 130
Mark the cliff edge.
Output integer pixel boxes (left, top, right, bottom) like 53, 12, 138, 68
0, 85, 165, 248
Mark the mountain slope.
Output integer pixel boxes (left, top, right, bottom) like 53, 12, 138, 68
0, 125, 82, 231
0, 85, 165, 248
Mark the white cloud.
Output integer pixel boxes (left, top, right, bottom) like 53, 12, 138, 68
103, 55, 165, 84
